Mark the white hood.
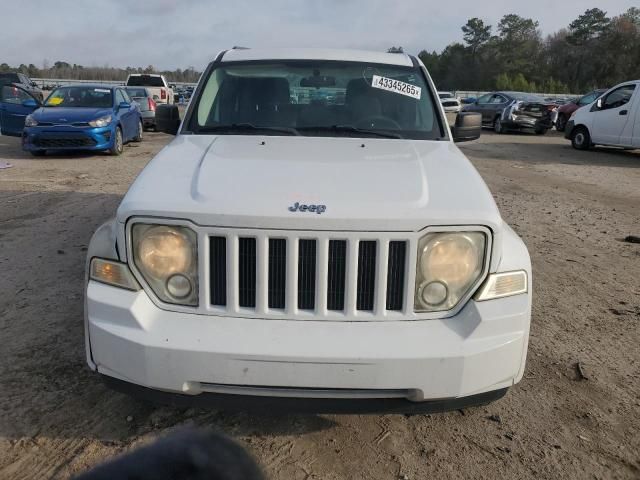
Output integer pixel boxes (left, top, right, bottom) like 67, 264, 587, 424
118, 135, 502, 232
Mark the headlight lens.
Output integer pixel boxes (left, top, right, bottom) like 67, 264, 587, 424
89, 115, 112, 127
132, 224, 198, 306
415, 232, 486, 312
25, 115, 38, 127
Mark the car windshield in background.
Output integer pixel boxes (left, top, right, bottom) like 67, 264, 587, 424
128, 75, 164, 87
190, 61, 442, 140
126, 87, 148, 97
44, 86, 113, 108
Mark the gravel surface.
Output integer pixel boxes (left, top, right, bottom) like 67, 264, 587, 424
0, 130, 639, 479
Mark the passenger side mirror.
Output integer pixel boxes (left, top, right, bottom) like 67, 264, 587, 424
22, 98, 39, 108
452, 112, 481, 142
156, 104, 181, 135
596, 98, 603, 109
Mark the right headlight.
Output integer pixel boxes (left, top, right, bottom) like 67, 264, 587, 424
131, 224, 198, 306
25, 115, 38, 127
414, 232, 486, 312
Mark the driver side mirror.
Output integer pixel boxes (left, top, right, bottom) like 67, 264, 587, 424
595, 98, 603, 109
118, 101, 131, 110
452, 112, 481, 143
156, 104, 181, 135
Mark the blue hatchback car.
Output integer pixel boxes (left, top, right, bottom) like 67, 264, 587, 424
17, 84, 143, 156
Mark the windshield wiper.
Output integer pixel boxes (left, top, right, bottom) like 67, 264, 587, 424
297, 125, 403, 139
197, 123, 299, 136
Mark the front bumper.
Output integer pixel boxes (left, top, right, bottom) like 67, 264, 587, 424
22, 125, 114, 151
86, 280, 531, 409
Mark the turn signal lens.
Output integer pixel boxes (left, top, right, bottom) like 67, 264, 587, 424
475, 271, 528, 301
90, 258, 140, 291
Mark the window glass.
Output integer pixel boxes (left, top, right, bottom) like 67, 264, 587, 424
127, 75, 165, 87
120, 89, 132, 103
1, 85, 31, 104
44, 86, 113, 108
602, 85, 635, 110
115, 89, 126, 104
578, 92, 597, 105
192, 60, 441, 140
476, 94, 492, 104
0, 73, 21, 84
489, 94, 506, 104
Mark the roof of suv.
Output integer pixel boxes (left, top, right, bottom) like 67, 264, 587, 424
220, 48, 414, 67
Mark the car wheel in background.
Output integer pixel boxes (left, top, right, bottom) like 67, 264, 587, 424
110, 127, 124, 156
133, 120, 143, 142
555, 114, 566, 132
30, 150, 46, 157
494, 117, 505, 134
571, 126, 591, 150
534, 127, 547, 135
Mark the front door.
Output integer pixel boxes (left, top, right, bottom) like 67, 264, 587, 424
0, 85, 39, 136
591, 84, 637, 146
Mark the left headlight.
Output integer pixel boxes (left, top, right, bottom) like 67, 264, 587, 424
131, 224, 198, 306
25, 115, 38, 127
415, 232, 486, 312
89, 115, 112, 128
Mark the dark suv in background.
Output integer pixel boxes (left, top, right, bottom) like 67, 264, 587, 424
0, 72, 44, 101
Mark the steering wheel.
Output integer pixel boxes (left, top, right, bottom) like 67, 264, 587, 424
354, 116, 402, 130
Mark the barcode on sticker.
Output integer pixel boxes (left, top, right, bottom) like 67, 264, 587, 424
371, 75, 421, 99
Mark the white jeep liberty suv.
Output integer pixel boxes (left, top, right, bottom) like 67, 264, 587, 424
85, 48, 531, 413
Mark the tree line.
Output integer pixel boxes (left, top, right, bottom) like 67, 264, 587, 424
416, 7, 640, 94
0, 61, 201, 84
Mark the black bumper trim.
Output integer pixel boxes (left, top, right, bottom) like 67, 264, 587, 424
102, 375, 508, 414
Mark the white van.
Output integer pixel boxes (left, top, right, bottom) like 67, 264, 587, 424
566, 80, 640, 150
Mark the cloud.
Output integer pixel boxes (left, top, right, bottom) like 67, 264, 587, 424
1, 0, 637, 70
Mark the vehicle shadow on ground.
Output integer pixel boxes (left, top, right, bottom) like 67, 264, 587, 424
464, 131, 640, 169
0, 188, 336, 445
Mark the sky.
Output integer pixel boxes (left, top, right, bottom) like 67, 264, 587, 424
2, 0, 637, 71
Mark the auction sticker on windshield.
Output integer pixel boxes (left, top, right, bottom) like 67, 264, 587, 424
371, 75, 421, 100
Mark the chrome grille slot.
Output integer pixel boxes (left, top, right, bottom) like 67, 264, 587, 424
357, 241, 377, 311
238, 237, 256, 308
268, 239, 286, 309
297, 239, 317, 310
386, 241, 406, 311
327, 240, 347, 311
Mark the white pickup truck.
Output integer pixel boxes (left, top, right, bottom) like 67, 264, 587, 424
86, 48, 532, 413
125, 74, 174, 105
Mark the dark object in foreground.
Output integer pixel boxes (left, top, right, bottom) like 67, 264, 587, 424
103, 375, 507, 414
74, 428, 264, 480
624, 235, 640, 244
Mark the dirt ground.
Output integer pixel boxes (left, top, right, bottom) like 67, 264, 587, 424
0, 128, 638, 480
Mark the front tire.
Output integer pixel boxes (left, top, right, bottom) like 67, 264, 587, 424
571, 126, 591, 150
110, 127, 124, 156
534, 127, 547, 135
555, 114, 566, 132
133, 119, 143, 142
494, 116, 505, 134
30, 150, 46, 157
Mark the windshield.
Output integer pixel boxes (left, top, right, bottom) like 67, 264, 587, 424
189, 60, 443, 140
45, 86, 113, 108
127, 75, 164, 87
126, 87, 148, 97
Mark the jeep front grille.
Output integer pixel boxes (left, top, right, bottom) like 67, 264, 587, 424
208, 232, 410, 319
